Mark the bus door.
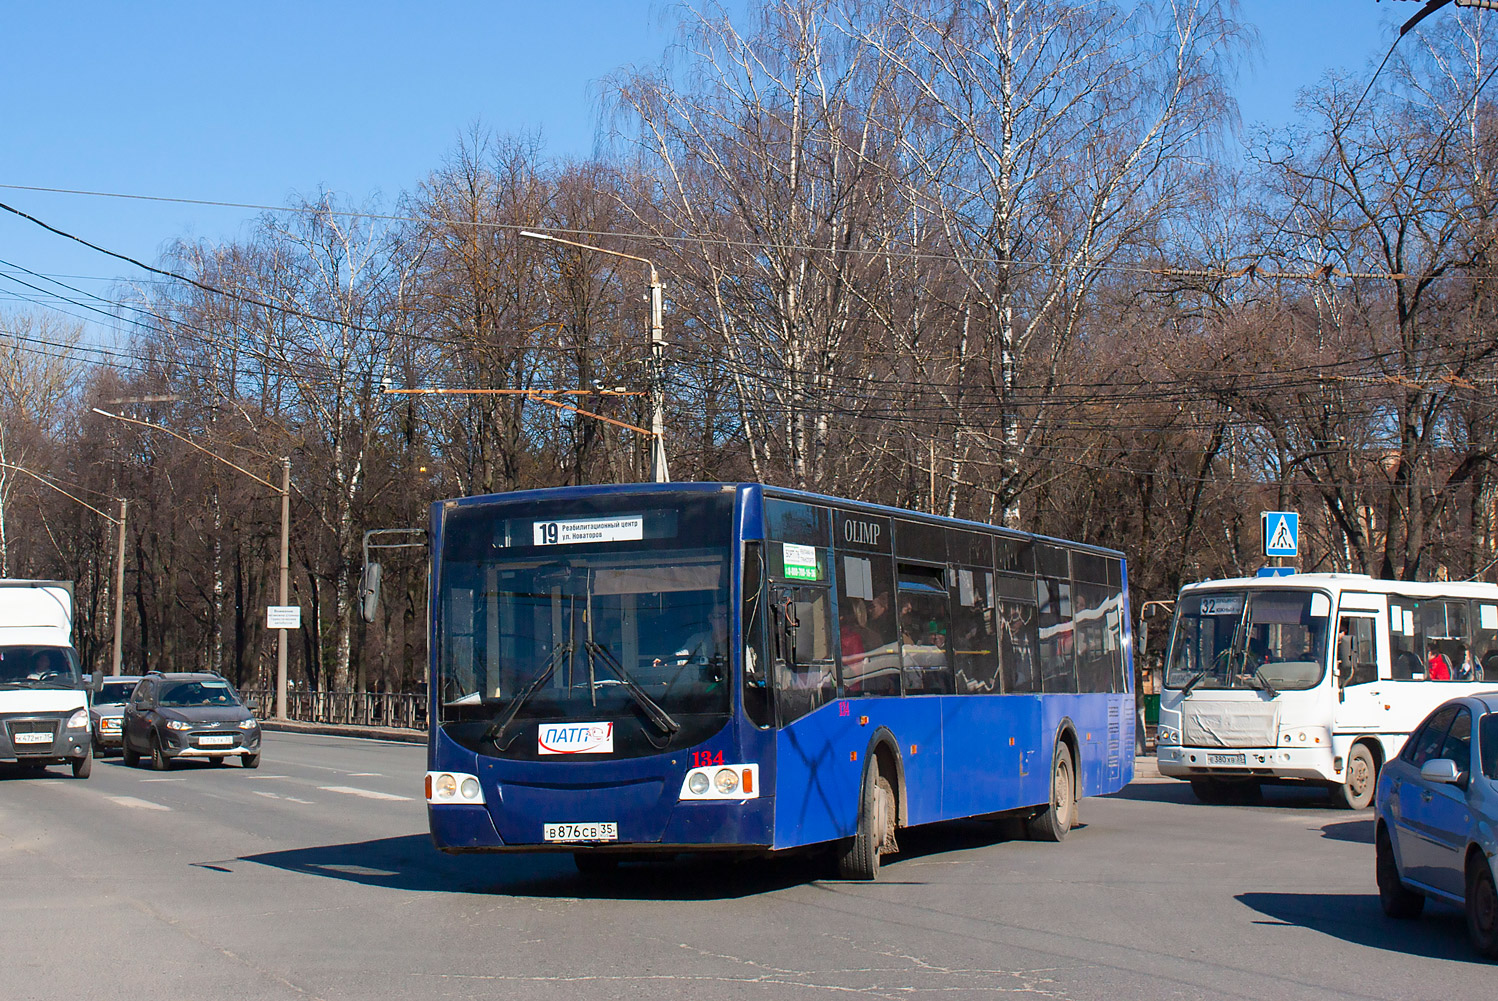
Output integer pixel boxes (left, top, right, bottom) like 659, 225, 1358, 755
1332, 604, 1384, 733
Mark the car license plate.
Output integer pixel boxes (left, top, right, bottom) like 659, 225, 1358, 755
198, 735, 234, 746
1208, 753, 1245, 765
543, 822, 618, 843
14, 732, 51, 744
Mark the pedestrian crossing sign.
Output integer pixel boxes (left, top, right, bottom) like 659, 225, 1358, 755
1261, 511, 1299, 558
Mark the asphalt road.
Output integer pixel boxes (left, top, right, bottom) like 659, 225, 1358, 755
2, 733, 1491, 1000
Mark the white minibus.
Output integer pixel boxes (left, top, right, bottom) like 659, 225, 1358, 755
1155, 573, 1498, 808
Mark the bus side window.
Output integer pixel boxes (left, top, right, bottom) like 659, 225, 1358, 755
951, 568, 1000, 694
1390, 600, 1421, 680
772, 585, 835, 724
741, 542, 772, 728
1475, 602, 1498, 681
1337, 616, 1377, 687
1036, 569, 1076, 694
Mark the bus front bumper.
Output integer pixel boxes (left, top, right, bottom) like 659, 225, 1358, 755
1157, 744, 1338, 783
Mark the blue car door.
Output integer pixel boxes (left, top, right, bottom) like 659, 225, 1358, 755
1422, 706, 1474, 898
1393, 705, 1456, 889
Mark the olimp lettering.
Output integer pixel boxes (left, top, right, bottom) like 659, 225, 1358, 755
844, 520, 881, 547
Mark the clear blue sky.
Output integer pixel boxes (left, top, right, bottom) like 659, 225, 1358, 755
0, 1, 1407, 336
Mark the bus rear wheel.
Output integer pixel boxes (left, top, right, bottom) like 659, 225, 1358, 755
1025, 743, 1075, 842
1333, 743, 1376, 810
837, 767, 897, 880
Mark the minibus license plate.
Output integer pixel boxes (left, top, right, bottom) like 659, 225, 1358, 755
14, 732, 51, 744
543, 823, 618, 842
1208, 753, 1245, 765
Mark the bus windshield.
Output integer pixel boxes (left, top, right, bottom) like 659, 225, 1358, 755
1165, 589, 1330, 692
435, 493, 734, 756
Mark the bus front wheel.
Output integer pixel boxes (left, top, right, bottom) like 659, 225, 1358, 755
837, 767, 897, 880
1025, 743, 1075, 842
1333, 743, 1376, 810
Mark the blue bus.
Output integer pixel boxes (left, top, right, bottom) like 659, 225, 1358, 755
420, 482, 1134, 878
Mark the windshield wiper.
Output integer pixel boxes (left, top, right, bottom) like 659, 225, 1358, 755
483, 642, 573, 748
1179, 671, 1206, 696
584, 641, 680, 736
1252, 669, 1278, 698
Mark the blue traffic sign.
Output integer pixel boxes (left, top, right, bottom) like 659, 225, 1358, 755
1262, 511, 1299, 558
1256, 566, 1297, 577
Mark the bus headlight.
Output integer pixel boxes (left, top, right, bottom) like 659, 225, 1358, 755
424, 771, 486, 805
680, 764, 758, 801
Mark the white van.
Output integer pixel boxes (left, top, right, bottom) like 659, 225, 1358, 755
0, 580, 96, 777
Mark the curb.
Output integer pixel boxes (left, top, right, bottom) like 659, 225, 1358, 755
259, 720, 427, 744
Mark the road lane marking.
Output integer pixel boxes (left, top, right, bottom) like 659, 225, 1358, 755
139, 777, 185, 783
108, 796, 171, 811
348, 772, 383, 777
253, 790, 315, 805
318, 785, 411, 802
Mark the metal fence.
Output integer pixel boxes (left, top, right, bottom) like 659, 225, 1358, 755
243, 690, 427, 731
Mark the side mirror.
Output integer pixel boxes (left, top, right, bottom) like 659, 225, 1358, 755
244, 697, 259, 712
1420, 758, 1464, 786
359, 562, 383, 623
1141, 605, 1163, 620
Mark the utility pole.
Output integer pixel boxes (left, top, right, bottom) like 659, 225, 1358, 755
520, 230, 671, 482
277, 457, 290, 720
648, 269, 669, 483
112, 498, 126, 676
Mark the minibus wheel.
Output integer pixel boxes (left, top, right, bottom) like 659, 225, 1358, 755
1333, 743, 1376, 810
71, 750, 91, 779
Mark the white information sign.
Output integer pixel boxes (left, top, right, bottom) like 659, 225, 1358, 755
533, 516, 644, 546
266, 605, 302, 630
1482, 604, 1498, 631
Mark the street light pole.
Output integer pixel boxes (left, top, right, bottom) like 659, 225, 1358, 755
0, 460, 128, 677
520, 230, 670, 482
278, 457, 290, 720
91, 408, 292, 716
112, 498, 127, 676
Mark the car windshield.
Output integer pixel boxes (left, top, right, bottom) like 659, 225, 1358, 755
436, 494, 734, 734
0, 645, 82, 689
1165, 589, 1330, 692
95, 682, 139, 705
159, 680, 240, 707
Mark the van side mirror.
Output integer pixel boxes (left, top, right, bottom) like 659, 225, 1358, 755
360, 562, 382, 623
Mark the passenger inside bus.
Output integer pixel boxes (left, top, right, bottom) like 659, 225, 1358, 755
1427, 641, 1452, 681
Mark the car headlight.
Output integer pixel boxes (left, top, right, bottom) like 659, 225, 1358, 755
67, 709, 89, 730
166, 719, 193, 731
238, 718, 258, 729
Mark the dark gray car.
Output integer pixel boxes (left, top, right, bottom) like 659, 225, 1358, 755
121, 672, 261, 769
90, 675, 143, 754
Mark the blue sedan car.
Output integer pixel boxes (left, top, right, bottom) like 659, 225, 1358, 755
1374, 692, 1498, 958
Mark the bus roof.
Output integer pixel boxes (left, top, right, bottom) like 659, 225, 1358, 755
438, 481, 1125, 560
1180, 573, 1498, 599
